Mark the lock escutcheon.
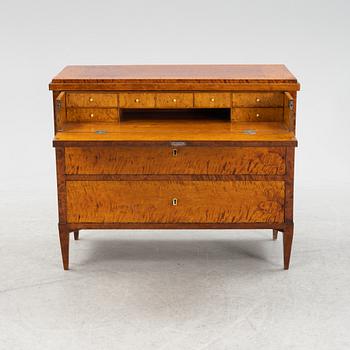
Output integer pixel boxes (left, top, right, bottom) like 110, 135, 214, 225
172, 198, 178, 206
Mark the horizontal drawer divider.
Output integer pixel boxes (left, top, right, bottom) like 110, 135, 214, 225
65, 174, 287, 181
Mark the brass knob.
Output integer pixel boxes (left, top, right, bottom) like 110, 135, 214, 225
90, 113, 94, 118
256, 113, 260, 118
173, 98, 177, 102
210, 98, 215, 102
135, 98, 140, 103
172, 198, 178, 206
172, 149, 178, 157
89, 97, 94, 102
256, 98, 260, 102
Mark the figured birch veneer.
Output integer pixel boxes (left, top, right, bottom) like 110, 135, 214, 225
51, 64, 300, 270
66, 181, 285, 224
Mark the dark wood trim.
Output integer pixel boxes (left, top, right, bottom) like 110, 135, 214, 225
54, 140, 298, 148
273, 229, 278, 240
64, 223, 286, 230
285, 147, 295, 224
49, 82, 300, 92
65, 174, 287, 181
55, 147, 67, 224
74, 230, 79, 240
52, 91, 60, 133
283, 224, 294, 269
282, 147, 295, 269
58, 224, 69, 270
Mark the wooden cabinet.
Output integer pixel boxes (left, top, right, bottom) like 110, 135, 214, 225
50, 64, 300, 270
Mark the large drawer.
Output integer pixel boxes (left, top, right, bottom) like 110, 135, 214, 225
65, 147, 286, 175
66, 180, 285, 223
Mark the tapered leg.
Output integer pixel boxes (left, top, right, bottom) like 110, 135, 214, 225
273, 229, 278, 240
59, 226, 69, 270
283, 225, 294, 270
74, 230, 79, 240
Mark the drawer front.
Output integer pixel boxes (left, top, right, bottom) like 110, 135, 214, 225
66, 180, 285, 223
119, 93, 156, 108
66, 108, 118, 122
66, 93, 118, 107
194, 93, 231, 108
65, 147, 286, 175
156, 93, 193, 108
232, 92, 284, 107
231, 108, 283, 122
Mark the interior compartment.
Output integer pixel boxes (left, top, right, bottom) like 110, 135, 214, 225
120, 108, 231, 122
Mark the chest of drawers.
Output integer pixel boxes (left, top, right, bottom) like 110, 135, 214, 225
50, 64, 300, 270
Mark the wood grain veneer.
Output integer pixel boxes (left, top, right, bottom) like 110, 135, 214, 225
64, 146, 286, 175
66, 180, 285, 224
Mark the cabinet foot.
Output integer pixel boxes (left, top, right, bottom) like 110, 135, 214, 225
59, 226, 70, 270
74, 230, 79, 240
283, 225, 294, 270
272, 229, 278, 240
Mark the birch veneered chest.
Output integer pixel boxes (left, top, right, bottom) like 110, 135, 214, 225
50, 64, 300, 270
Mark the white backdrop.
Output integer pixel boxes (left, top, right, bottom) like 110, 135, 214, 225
1, 1, 350, 349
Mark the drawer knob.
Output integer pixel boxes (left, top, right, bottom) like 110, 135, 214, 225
172, 198, 178, 206
90, 113, 94, 118
256, 113, 260, 118
135, 98, 140, 103
173, 98, 177, 102
210, 98, 215, 102
256, 98, 260, 102
89, 97, 94, 102
172, 149, 178, 157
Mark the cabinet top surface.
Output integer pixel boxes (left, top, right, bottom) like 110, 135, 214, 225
50, 65, 299, 90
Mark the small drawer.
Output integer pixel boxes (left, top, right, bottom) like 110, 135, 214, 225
156, 93, 193, 108
231, 108, 283, 122
66, 108, 118, 122
66, 180, 285, 224
119, 93, 156, 108
194, 93, 231, 108
66, 93, 118, 107
232, 92, 284, 107
65, 146, 286, 175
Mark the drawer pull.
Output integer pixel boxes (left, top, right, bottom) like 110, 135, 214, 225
172, 149, 178, 157
210, 98, 215, 102
256, 98, 260, 102
135, 98, 140, 103
90, 113, 94, 118
256, 113, 260, 118
172, 198, 178, 206
172, 98, 177, 102
89, 97, 94, 102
